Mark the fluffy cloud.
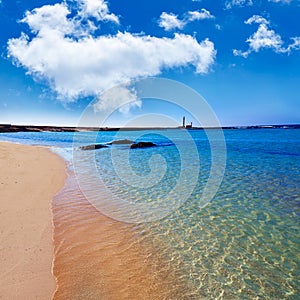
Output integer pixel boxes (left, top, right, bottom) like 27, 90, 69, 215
21, 3, 74, 34
285, 37, 300, 52
245, 15, 269, 25
247, 24, 283, 52
158, 9, 214, 31
78, 0, 119, 23
18, 1, 117, 38
225, 0, 253, 9
225, 0, 294, 9
268, 0, 292, 3
187, 9, 214, 22
94, 85, 141, 114
7, 0, 216, 107
233, 15, 300, 57
158, 12, 185, 31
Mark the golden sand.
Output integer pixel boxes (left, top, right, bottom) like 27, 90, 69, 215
0, 142, 66, 299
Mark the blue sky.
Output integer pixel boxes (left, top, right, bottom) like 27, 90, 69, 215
0, 0, 299, 127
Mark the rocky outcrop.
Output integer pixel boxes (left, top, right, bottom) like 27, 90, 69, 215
107, 139, 133, 145
79, 141, 156, 150
130, 142, 156, 149
79, 144, 108, 150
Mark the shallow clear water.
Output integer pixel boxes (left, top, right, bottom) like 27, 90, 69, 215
1, 129, 299, 299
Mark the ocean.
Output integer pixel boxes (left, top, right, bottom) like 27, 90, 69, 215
0, 128, 299, 299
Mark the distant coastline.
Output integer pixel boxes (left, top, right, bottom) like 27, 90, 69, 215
0, 123, 300, 133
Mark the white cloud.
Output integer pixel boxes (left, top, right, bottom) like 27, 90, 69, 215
225, 0, 253, 9
78, 0, 119, 24
245, 15, 269, 25
158, 9, 215, 31
285, 37, 300, 52
268, 0, 292, 3
158, 12, 185, 31
94, 85, 141, 114
233, 49, 246, 57
187, 9, 214, 22
8, 1, 216, 106
248, 24, 283, 52
233, 15, 300, 57
19, 0, 118, 38
21, 3, 74, 34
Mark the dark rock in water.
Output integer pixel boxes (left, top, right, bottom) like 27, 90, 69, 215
80, 141, 156, 150
79, 144, 108, 150
130, 142, 156, 149
107, 139, 133, 145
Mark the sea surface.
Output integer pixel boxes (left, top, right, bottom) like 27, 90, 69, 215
1, 129, 299, 299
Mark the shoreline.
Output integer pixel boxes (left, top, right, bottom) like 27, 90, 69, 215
0, 123, 299, 133
51, 173, 192, 299
0, 142, 66, 299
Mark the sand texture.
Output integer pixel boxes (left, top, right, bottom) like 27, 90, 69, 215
0, 142, 66, 299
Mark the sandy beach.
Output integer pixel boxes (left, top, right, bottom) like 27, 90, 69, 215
0, 142, 66, 299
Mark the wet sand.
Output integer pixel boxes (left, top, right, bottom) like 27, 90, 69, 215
0, 142, 66, 299
52, 175, 194, 300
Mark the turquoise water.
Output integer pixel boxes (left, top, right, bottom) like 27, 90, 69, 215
1, 129, 299, 298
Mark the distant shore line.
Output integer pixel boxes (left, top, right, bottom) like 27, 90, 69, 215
0, 123, 299, 133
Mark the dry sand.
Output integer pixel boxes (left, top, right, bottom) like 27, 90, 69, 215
0, 142, 66, 299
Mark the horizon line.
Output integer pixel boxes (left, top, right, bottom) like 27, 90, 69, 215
0, 123, 300, 133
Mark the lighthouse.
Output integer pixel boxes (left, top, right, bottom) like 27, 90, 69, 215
182, 116, 186, 128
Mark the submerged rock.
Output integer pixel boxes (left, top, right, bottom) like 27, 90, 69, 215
130, 142, 156, 149
79, 141, 156, 150
79, 144, 108, 150
107, 139, 133, 145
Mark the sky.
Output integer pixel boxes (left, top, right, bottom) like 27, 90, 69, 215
0, 0, 299, 127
